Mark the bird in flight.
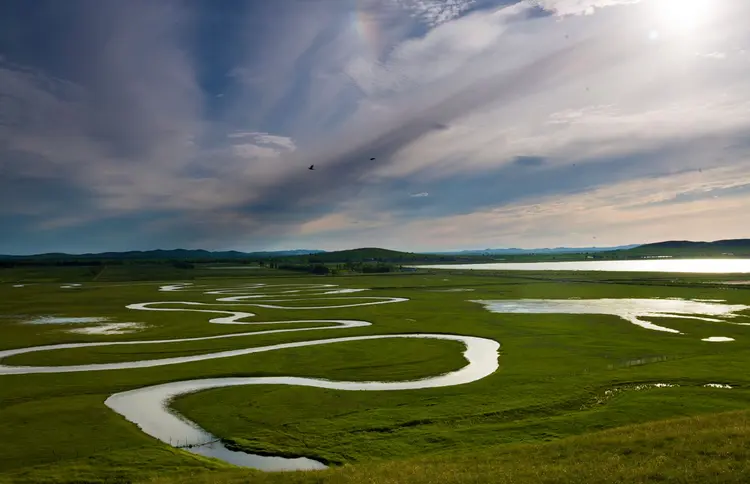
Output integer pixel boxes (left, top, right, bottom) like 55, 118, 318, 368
370, 157, 376, 161
309, 164, 315, 170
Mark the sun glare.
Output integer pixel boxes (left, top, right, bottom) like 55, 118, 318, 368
652, 0, 714, 35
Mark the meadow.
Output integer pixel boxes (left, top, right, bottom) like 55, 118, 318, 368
1, 264, 750, 483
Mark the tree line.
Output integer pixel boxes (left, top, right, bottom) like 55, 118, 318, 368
260, 261, 398, 275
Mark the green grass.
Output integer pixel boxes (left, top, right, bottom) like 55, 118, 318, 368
140, 409, 750, 484
1, 268, 750, 483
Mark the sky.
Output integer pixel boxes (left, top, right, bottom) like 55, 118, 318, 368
1, 0, 750, 254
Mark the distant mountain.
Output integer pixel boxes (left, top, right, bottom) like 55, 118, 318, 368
426, 245, 640, 256
0, 248, 326, 260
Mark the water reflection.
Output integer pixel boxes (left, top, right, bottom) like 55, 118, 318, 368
702, 336, 735, 342
104, 334, 499, 471
25, 316, 109, 325
471, 298, 749, 334
188, 441, 326, 471
0, 283, 501, 471
418, 259, 750, 273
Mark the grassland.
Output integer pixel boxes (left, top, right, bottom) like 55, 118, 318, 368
142, 409, 750, 484
1, 265, 750, 483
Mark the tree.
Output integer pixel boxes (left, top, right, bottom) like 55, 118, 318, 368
311, 265, 329, 275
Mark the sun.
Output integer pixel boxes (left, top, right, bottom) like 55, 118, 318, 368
652, 0, 713, 35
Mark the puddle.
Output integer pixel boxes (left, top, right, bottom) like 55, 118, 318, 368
207, 266, 260, 270
25, 316, 110, 325
702, 336, 735, 342
321, 289, 369, 295
23, 316, 144, 335
0, 283, 501, 471
68, 323, 146, 335
471, 298, 750, 334
427, 288, 476, 292
604, 383, 677, 394
12, 285, 24, 288
159, 283, 195, 292
608, 355, 668, 369
704, 383, 732, 389
60, 283, 82, 289
600, 383, 679, 401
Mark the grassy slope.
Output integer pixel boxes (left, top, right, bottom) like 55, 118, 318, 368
1, 270, 750, 482
599, 239, 750, 259
141, 409, 750, 484
10, 408, 749, 483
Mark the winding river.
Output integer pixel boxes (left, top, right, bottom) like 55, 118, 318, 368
0, 283, 501, 471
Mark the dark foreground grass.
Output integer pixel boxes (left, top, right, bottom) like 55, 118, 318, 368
136, 408, 750, 484
1, 270, 750, 482
5, 407, 750, 483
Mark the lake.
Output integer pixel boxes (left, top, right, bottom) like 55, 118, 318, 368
416, 259, 750, 274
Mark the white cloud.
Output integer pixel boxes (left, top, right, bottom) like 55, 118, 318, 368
228, 131, 297, 158
261, 0, 750, 250
410, 192, 430, 197
232, 143, 285, 159
246, 0, 750, 250
396, 0, 476, 26
527, 0, 642, 17
345, 4, 524, 98
334, 0, 750, 183
226, 131, 255, 138
696, 51, 727, 60
252, 133, 297, 152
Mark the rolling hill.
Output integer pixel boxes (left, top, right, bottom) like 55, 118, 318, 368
428, 244, 640, 256
5, 238, 750, 264
619, 239, 750, 257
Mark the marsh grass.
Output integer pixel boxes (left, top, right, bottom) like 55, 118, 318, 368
1, 270, 750, 482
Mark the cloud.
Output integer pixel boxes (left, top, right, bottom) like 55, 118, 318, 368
227, 131, 296, 150
299, 162, 750, 251
527, 0, 642, 17
396, 0, 477, 26
228, 131, 297, 159
513, 156, 546, 167
696, 51, 727, 60
2, 0, 750, 253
